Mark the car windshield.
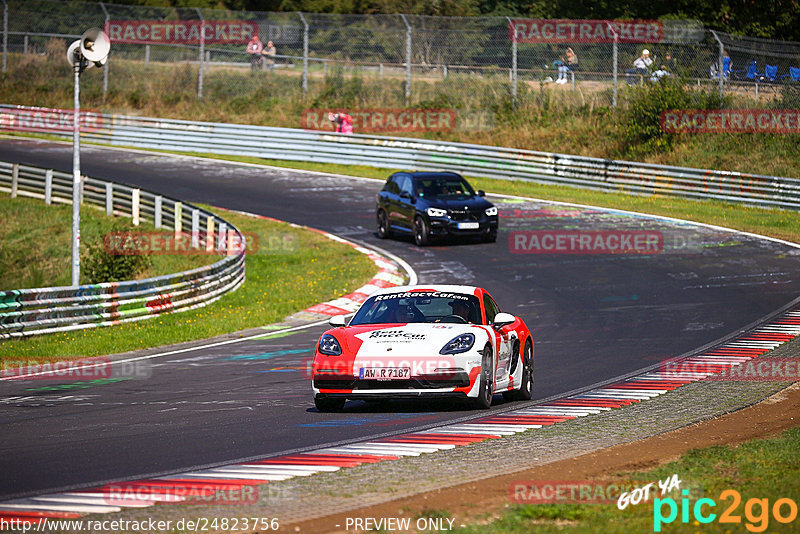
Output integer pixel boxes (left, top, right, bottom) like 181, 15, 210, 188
415, 176, 476, 199
349, 291, 482, 325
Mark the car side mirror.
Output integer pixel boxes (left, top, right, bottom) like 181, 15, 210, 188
493, 312, 515, 328
477, 190, 485, 197
329, 315, 347, 327
399, 191, 411, 199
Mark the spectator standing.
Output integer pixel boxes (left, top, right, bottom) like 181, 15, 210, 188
246, 35, 263, 71
262, 40, 277, 71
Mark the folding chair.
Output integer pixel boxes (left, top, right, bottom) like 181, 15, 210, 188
763, 64, 778, 82
780, 66, 800, 82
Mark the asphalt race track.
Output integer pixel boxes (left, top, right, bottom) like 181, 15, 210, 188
2, 139, 800, 499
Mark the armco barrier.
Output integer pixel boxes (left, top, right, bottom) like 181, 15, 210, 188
0, 161, 246, 338
2, 104, 800, 209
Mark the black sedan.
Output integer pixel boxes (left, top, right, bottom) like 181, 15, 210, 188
376, 171, 498, 246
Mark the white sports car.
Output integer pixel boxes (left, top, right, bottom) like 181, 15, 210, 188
311, 285, 534, 412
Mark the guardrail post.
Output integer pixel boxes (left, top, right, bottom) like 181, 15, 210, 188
105, 182, 112, 215
191, 208, 200, 248
145, 44, 150, 66
217, 221, 227, 250
154, 195, 162, 228
44, 169, 52, 205
205, 215, 214, 252
174, 201, 182, 239
226, 228, 236, 256
401, 14, 412, 106
10, 163, 17, 197
23, 34, 28, 55
131, 188, 140, 226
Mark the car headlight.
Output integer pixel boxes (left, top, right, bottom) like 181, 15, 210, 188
485, 207, 498, 216
440, 333, 475, 354
427, 207, 447, 218
318, 334, 342, 355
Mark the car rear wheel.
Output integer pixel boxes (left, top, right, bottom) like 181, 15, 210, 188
413, 216, 430, 246
376, 209, 392, 239
315, 396, 346, 412
471, 345, 494, 409
505, 339, 533, 401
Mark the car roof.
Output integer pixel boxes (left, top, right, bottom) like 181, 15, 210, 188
369, 284, 481, 297
390, 171, 463, 180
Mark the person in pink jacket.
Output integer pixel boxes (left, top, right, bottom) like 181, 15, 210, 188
246, 35, 263, 71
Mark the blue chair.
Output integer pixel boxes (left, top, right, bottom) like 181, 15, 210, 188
780, 66, 800, 82
763, 64, 778, 82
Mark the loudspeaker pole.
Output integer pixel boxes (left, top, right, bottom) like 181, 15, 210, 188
71, 53, 82, 287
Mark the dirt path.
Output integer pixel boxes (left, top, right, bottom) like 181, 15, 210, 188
287, 381, 800, 533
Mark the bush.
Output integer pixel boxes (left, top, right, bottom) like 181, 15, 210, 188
619, 78, 727, 158
82, 221, 151, 284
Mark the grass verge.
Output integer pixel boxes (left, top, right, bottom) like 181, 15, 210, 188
0, 205, 377, 361
459, 427, 800, 533
0, 195, 215, 289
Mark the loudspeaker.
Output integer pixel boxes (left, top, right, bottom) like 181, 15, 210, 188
66, 39, 84, 67
80, 28, 110, 66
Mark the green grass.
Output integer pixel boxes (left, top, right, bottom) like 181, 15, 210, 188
458, 427, 800, 533
0, 205, 378, 361
4, 50, 800, 182
0, 195, 214, 289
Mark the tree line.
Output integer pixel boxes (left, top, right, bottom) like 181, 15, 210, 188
78, 0, 800, 43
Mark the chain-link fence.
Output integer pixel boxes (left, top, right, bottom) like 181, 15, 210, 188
3, 1, 800, 122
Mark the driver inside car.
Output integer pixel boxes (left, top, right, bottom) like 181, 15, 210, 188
391, 304, 418, 323
448, 299, 475, 323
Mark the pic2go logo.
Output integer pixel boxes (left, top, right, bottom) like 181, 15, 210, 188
653, 489, 798, 532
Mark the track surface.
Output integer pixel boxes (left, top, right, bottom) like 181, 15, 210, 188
1, 139, 800, 499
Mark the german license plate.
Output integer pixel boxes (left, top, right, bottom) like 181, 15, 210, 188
360, 367, 410, 380
457, 222, 480, 230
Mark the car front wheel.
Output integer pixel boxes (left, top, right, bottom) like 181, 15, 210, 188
413, 216, 430, 246
471, 345, 494, 409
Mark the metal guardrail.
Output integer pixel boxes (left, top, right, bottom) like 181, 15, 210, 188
0, 160, 246, 338
3, 104, 798, 210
